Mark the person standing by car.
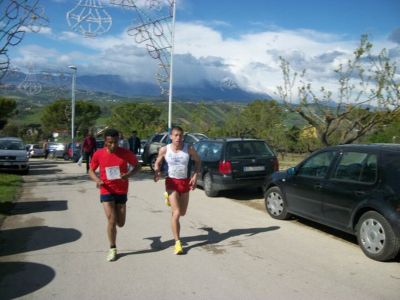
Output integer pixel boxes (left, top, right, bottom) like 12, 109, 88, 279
118, 133, 129, 149
153, 126, 201, 255
128, 130, 141, 154
82, 132, 97, 173
88, 128, 141, 262
43, 139, 49, 159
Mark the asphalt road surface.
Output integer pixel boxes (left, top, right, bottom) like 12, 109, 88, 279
0, 159, 399, 299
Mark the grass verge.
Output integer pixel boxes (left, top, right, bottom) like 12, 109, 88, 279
0, 173, 23, 224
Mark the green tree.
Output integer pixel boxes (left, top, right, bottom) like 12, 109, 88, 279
108, 103, 162, 137
367, 114, 400, 143
186, 102, 218, 134
276, 35, 400, 148
41, 99, 101, 137
223, 100, 287, 150
0, 97, 17, 130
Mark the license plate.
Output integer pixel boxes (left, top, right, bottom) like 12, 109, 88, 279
244, 166, 265, 172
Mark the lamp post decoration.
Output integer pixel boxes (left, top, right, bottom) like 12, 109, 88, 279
0, 0, 49, 80
111, 0, 176, 130
18, 65, 42, 96
66, 0, 112, 37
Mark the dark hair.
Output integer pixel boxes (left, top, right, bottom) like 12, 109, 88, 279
170, 126, 183, 134
104, 128, 119, 139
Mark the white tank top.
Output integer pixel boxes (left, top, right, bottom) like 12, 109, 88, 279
165, 144, 190, 179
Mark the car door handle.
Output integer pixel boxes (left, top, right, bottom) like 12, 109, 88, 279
314, 184, 323, 190
354, 190, 366, 196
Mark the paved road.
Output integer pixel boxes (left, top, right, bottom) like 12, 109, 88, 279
0, 159, 399, 299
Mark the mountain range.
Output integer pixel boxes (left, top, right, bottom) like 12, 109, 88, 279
1, 71, 271, 102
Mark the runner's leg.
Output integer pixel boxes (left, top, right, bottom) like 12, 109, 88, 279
170, 191, 189, 241
179, 192, 189, 216
170, 191, 181, 241
103, 201, 117, 247
115, 204, 126, 227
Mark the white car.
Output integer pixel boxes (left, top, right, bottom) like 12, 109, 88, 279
0, 137, 30, 174
26, 143, 45, 158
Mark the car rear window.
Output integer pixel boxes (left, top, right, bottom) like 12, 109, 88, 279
227, 141, 274, 159
196, 142, 222, 161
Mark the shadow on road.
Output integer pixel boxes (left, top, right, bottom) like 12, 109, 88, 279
119, 226, 280, 258
0, 261, 55, 299
0, 226, 82, 256
0, 200, 68, 216
24, 174, 89, 185
217, 188, 263, 200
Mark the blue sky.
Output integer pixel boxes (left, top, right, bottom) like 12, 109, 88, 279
6, 0, 400, 97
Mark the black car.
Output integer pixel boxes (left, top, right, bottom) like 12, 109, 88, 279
194, 138, 279, 197
142, 132, 208, 171
264, 144, 400, 261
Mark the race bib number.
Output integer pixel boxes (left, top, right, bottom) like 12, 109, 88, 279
169, 165, 187, 178
105, 166, 121, 180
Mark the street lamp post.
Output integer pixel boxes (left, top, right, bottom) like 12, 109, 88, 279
68, 65, 77, 154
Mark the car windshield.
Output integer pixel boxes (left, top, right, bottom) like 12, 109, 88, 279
227, 141, 274, 159
0, 140, 25, 150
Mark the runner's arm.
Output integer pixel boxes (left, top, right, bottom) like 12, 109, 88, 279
88, 153, 103, 187
121, 154, 142, 179
88, 168, 103, 188
188, 145, 201, 189
153, 146, 166, 182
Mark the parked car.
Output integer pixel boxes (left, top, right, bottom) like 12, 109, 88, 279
0, 137, 29, 174
26, 143, 45, 158
95, 139, 104, 150
264, 144, 400, 262
63, 143, 81, 162
142, 132, 208, 171
136, 139, 147, 162
194, 138, 279, 197
48, 142, 66, 158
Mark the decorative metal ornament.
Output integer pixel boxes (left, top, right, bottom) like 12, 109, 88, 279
18, 67, 42, 96
112, 0, 175, 96
112, 0, 176, 129
0, 0, 49, 80
66, 0, 112, 37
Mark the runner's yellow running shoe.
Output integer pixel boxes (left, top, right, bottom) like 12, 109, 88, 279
174, 240, 183, 255
107, 248, 117, 262
164, 192, 170, 207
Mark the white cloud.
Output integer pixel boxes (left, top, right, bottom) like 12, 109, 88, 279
11, 20, 400, 99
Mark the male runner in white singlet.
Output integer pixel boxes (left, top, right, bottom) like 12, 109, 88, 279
154, 126, 201, 254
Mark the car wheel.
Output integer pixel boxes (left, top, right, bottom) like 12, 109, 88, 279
63, 153, 70, 160
264, 186, 291, 220
150, 155, 157, 172
356, 211, 400, 261
204, 173, 218, 197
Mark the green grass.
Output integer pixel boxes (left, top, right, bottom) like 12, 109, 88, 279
0, 173, 22, 218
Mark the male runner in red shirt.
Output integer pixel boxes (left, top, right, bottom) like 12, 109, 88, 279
89, 128, 141, 261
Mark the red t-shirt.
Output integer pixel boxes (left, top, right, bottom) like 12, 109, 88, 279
83, 136, 96, 152
90, 147, 138, 195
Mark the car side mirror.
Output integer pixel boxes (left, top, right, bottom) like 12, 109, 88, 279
287, 167, 296, 176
